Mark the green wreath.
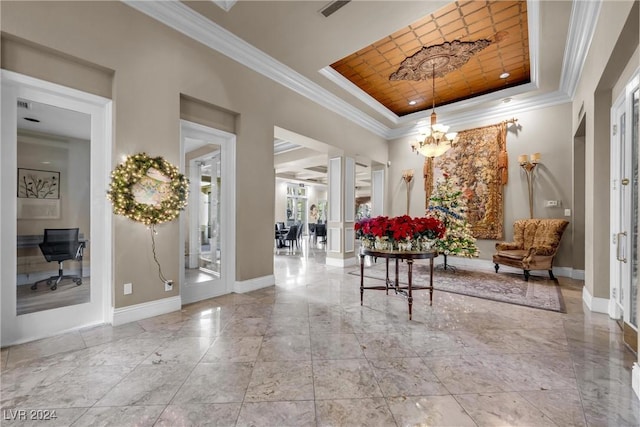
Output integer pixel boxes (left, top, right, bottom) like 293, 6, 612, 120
107, 153, 189, 225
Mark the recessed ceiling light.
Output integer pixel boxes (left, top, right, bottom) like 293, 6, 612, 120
502, 97, 512, 103
499, 72, 510, 79
408, 100, 417, 105
41, 161, 51, 165
24, 117, 40, 123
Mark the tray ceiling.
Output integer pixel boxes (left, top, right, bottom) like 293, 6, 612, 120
330, 1, 530, 116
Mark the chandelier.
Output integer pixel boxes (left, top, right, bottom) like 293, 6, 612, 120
410, 65, 458, 158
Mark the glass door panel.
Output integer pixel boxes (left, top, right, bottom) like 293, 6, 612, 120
16, 99, 91, 315
198, 156, 221, 275
611, 75, 639, 347
631, 87, 638, 328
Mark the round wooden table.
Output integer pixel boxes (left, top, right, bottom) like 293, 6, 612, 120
359, 248, 438, 320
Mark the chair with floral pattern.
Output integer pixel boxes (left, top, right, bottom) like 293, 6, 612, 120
493, 218, 569, 281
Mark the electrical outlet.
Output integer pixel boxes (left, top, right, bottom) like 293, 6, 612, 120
164, 280, 173, 292
124, 283, 132, 295
544, 200, 559, 207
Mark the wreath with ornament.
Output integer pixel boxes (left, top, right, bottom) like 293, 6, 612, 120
107, 153, 189, 225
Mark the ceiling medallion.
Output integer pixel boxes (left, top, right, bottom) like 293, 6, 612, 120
390, 39, 491, 81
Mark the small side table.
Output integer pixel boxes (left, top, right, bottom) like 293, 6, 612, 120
359, 248, 438, 320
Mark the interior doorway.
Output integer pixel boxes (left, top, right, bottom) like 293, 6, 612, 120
0, 71, 112, 346
610, 72, 639, 351
179, 120, 236, 305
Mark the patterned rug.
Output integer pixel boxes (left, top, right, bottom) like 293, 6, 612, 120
352, 262, 566, 313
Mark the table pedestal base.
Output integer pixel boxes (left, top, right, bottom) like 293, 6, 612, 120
360, 249, 437, 320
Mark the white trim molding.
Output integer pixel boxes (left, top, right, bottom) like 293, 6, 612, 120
180, 282, 229, 306
112, 296, 182, 326
446, 256, 584, 280
234, 275, 275, 293
582, 286, 609, 314
633, 363, 640, 401
326, 256, 358, 268
124, 0, 593, 141
123, 0, 389, 138
1, 70, 113, 346
559, 0, 602, 98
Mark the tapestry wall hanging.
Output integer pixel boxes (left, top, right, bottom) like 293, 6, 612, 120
424, 121, 508, 240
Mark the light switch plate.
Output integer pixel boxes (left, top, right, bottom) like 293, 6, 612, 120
564, 209, 571, 217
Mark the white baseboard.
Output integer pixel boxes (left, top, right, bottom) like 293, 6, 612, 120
438, 256, 582, 279
570, 268, 585, 280
234, 274, 274, 293
326, 256, 358, 267
181, 283, 229, 305
112, 295, 181, 326
633, 363, 640, 401
608, 298, 623, 320
582, 286, 609, 314
2, 320, 106, 347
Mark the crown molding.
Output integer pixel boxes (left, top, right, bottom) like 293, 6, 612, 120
526, 0, 540, 86
124, 0, 592, 142
123, 0, 390, 138
212, 0, 237, 12
398, 81, 540, 125
319, 66, 400, 123
319, 0, 541, 128
560, 0, 602, 98
386, 90, 571, 140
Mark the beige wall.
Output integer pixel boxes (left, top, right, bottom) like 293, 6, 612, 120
2, 0, 636, 316
389, 104, 575, 268
1, 1, 387, 308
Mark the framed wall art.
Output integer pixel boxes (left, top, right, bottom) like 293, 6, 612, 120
17, 168, 60, 199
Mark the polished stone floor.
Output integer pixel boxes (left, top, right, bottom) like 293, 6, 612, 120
1, 240, 639, 426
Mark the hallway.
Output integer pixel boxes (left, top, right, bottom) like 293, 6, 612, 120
1, 247, 639, 426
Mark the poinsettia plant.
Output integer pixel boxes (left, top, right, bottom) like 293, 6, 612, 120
354, 215, 445, 242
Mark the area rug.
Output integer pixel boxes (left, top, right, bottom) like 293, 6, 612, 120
351, 262, 566, 313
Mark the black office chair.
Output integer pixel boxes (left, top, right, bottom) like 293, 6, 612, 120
32, 228, 85, 291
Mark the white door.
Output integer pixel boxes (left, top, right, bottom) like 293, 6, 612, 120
1, 71, 112, 346
610, 73, 639, 334
180, 120, 236, 305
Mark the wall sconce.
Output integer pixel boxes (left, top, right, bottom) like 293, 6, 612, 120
519, 153, 541, 218
402, 169, 414, 215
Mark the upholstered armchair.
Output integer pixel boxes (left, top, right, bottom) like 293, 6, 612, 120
493, 219, 569, 281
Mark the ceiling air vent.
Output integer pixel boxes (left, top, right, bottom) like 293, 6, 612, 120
17, 99, 31, 110
319, 0, 350, 18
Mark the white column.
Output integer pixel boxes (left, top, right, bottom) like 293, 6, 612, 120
326, 155, 357, 267
371, 168, 385, 217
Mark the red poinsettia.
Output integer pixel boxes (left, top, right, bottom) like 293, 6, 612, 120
355, 215, 445, 241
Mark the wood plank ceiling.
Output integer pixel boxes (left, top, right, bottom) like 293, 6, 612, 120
330, 0, 530, 116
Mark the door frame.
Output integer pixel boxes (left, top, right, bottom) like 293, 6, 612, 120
1, 70, 113, 346
179, 120, 236, 305
609, 71, 639, 326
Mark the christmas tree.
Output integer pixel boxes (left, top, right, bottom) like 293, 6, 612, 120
427, 173, 479, 270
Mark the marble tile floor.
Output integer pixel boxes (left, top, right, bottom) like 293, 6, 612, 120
2, 244, 640, 426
